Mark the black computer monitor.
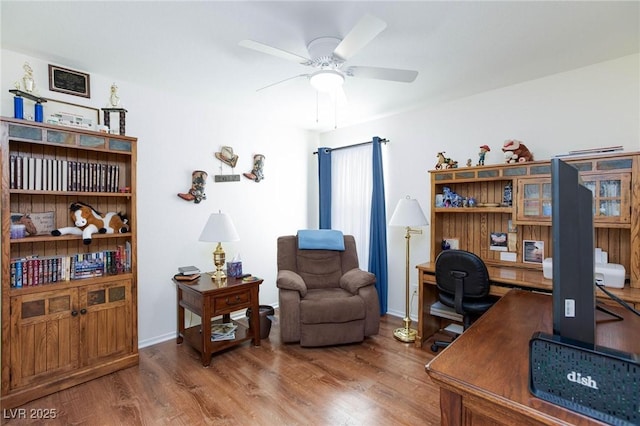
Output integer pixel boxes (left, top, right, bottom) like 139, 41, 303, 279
551, 158, 595, 346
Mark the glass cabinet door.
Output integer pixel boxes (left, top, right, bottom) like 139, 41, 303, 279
517, 178, 552, 222
582, 173, 631, 224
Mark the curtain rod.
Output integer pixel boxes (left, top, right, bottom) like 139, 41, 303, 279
313, 138, 388, 155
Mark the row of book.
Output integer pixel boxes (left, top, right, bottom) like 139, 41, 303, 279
8, 155, 121, 192
10, 244, 131, 288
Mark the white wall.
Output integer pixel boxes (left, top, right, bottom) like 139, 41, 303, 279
1, 49, 319, 347
3, 49, 637, 341
319, 54, 640, 319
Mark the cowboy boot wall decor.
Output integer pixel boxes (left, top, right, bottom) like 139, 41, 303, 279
178, 170, 208, 203
243, 154, 265, 182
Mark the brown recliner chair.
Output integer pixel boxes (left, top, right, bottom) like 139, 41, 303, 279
277, 234, 380, 347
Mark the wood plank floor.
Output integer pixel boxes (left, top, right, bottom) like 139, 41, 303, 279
2, 314, 443, 426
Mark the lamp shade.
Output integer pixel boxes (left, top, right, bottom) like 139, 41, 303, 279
310, 70, 344, 92
198, 212, 240, 243
389, 196, 428, 227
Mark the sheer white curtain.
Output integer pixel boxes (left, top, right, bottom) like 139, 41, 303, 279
331, 144, 372, 269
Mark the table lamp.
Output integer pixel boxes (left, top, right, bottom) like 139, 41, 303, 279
199, 211, 240, 283
389, 196, 428, 342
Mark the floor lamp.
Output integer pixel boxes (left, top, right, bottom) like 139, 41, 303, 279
390, 196, 428, 343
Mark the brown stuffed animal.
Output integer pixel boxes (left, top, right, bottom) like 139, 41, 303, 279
51, 202, 129, 245
502, 140, 534, 163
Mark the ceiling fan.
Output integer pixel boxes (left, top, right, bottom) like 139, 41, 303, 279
239, 14, 419, 100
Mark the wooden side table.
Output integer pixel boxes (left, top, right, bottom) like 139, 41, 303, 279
174, 274, 263, 366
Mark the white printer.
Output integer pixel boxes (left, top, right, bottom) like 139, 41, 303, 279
542, 257, 626, 289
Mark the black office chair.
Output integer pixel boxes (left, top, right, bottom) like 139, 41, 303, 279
431, 250, 498, 352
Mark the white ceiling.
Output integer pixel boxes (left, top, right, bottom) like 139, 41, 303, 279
1, 1, 638, 132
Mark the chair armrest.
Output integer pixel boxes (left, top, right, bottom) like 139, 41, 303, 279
277, 270, 308, 297
340, 268, 376, 294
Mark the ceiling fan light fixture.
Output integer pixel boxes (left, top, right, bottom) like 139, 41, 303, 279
310, 70, 344, 92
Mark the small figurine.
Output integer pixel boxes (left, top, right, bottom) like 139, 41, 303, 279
466, 158, 472, 167
478, 145, 490, 166
22, 62, 35, 93
435, 152, 458, 170
178, 170, 208, 203
108, 83, 121, 108
243, 154, 265, 182
502, 140, 534, 163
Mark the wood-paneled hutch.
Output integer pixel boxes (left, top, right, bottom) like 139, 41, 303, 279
1, 117, 138, 408
429, 151, 640, 290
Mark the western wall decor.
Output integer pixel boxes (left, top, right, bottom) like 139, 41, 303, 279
243, 154, 265, 182
48, 65, 91, 98
178, 170, 208, 203
214, 146, 241, 182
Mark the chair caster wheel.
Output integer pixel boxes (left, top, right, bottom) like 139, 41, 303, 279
431, 344, 439, 352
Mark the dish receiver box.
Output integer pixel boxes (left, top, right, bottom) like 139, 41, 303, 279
529, 331, 639, 426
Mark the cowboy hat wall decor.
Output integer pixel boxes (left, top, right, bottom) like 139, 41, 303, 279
214, 146, 241, 182
215, 146, 239, 168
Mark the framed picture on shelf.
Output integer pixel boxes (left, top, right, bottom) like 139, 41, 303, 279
48, 64, 91, 98
45, 98, 100, 130
523, 240, 544, 264
441, 238, 459, 250
489, 232, 508, 251
11, 211, 55, 235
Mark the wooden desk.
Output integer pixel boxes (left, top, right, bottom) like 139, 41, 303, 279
425, 289, 640, 425
416, 262, 640, 348
174, 274, 262, 366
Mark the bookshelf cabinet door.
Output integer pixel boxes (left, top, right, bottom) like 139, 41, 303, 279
79, 280, 134, 366
9, 289, 80, 390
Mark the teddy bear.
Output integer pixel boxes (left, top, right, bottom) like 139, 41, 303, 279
502, 140, 534, 163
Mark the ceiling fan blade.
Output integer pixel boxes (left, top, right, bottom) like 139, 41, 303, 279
239, 40, 310, 64
256, 74, 309, 92
348, 66, 418, 83
333, 14, 387, 61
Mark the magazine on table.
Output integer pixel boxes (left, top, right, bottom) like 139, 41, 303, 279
211, 323, 237, 341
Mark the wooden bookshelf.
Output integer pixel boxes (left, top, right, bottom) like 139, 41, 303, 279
1, 117, 138, 408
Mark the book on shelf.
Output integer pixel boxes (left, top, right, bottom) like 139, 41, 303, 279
8, 155, 121, 193
178, 265, 200, 275
9, 245, 132, 287
174, 273, 200, 282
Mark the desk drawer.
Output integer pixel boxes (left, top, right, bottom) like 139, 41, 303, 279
213, 291, 250, 313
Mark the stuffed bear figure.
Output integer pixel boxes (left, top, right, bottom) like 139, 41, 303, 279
502, 140, 534, 163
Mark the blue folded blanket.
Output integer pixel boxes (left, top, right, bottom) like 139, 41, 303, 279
297, 229, 345, 251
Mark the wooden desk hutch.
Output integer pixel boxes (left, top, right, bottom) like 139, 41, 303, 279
1, 118, 138, 408
416, 151, 640, 347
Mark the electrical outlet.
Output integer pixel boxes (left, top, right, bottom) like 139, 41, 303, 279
410, 284, 418, 296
